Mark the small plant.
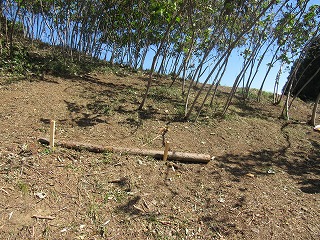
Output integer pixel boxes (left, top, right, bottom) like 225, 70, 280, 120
87, 101, 112, 116
125, 87, 137, 95
237, 88, 273, 102
41, 147, 52, 155
150, 86, 181, 102
87, 202, 100, 224
125, 112, 142, 127
99, 151, 113, 164
171, 104, 186, 121
104, 190, 127, 203
99, 225, 108, 237
139, 133, 154, 146
146, 214, 158, 223
222, 112, 238, 121
42, 224, 51, 238
17, 181, 29, 194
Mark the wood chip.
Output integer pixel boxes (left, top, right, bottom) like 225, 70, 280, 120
245, 173, 255, 178
133, 205, 144, 212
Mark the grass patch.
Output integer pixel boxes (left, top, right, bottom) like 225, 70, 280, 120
87, 101, 112, 116
17, 181, 29, 194
104, 189, 127, 203
98, 151, 113, 164
149, 86, 181, 102
237, 88, 273, 102
87, 202, 100, 224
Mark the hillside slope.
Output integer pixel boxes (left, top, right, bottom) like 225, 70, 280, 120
0, 72, 319, 239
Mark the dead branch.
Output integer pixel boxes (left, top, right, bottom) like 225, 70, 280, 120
38, 138, 212, 163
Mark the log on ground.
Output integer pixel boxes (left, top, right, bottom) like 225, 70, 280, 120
38, 138, 213, 163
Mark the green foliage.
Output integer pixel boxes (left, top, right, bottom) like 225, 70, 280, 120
87, 202, 100, 223
169, 104, 186, 121
0, 43, 28, 76
87, 101, 112, 116
0, 38, 109, 80
41, 147, 53, 155
98, 152, 113, 164
149, 86, 181, 102
17, 181, 29, 194
1, 0, 320, 119
104, 190, 127, 203
237, 88, 273, 102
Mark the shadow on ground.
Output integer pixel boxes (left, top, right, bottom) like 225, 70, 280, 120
217, 125, 320, 193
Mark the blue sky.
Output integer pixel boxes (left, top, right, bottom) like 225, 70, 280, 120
142, 0, 319, 93
142, 43, 287, 93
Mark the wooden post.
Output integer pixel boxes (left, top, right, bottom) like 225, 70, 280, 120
49, 120, 56, 148
163, 141, 170, 161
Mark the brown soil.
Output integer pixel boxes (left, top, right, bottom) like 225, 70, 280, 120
0, 72, 319, 239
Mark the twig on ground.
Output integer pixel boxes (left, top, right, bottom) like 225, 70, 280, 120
133, 205, 145, 212
142, 198, 150, 210
0, 186, 14, 195
159, 220, 172, 226
0, 188, 9, 195
32, 215, 55, 220
142, 135, 161, 147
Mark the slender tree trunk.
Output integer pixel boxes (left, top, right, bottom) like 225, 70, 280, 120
9, 1, 22, 58
140, 44, 149, 70
185, 50, 230, 119
181, 38, 195, 95
273, 64, 282, 104
139, 4, 186, 110
210, 56, 230, 106
157, 45, 168, 75
186, 0, 277, 120
196, 53, 231, 120
311, 91, 320, 127
257, 45, 281, 101
222, 49, 256, 116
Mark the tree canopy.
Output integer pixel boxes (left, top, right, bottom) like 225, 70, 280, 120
1, 0, 319, 120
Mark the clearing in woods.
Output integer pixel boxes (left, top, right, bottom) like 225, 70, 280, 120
0, 72, 319, 239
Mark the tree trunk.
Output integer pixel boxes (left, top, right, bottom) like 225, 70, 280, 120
9, 1, 22, 58
139, 4, 185, 110
311, 91, 320, 127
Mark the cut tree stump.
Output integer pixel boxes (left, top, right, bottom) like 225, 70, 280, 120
38, 138, 213, 163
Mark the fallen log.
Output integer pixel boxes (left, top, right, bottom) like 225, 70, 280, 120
38, 138, 213, 163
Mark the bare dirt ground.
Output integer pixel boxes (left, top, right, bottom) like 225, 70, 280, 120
0, 72, 319, 239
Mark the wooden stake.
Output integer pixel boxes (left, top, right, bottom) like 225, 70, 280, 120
49, 120, 56, 148
163, 141, 170, 161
